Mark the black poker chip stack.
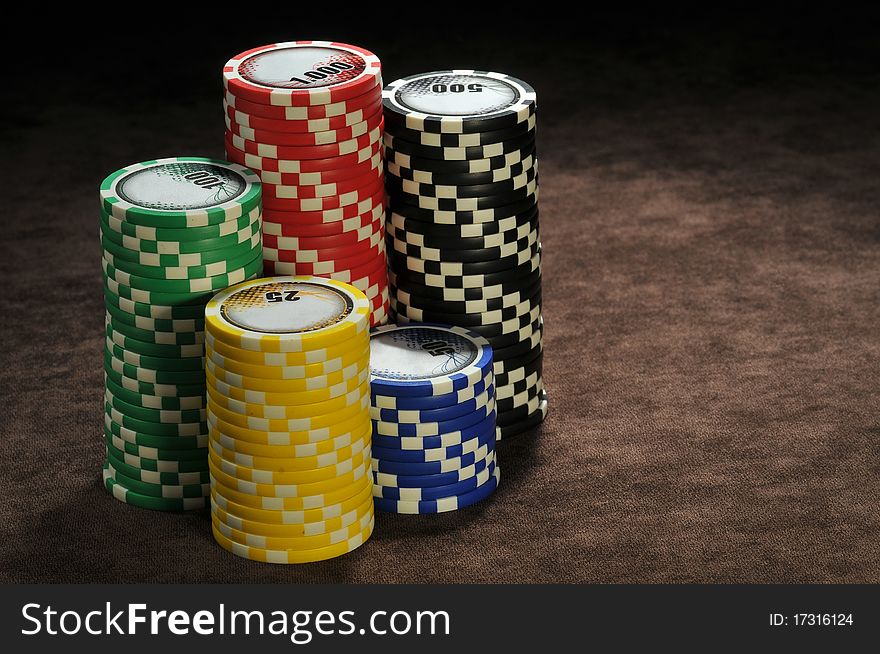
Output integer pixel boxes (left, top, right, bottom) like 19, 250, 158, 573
382, 70, 546, 440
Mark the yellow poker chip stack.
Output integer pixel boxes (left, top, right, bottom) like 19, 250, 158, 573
204, 276, 375, 563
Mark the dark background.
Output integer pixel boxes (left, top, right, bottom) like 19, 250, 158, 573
1, 6, 878, 583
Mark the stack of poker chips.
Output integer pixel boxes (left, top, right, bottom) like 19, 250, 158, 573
204, 277, 374, 563
222, 41, 389, 326
368, 324, 500, 514
100, 157, 263, 511
381, 71, 546, 440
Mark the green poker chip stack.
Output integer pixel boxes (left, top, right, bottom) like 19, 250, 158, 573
99, 156, 263, 511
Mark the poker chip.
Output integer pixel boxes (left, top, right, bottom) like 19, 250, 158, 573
395, 313, 541, 356
387, 228, 539, 263
258, 193, 382, 225
207, 383, 369, 424
249, 151, 383, 186
105, 375, 203, 411
211, 508, 373, 551
222, 84, 383, 121
105, 302, 205, 336
387, 165, 537, 200
223, 42, 389, 327
222, 42, 382, 107
371, 410, 496, 451
492, 347, 545, 440
389, 193, 538, 226
373, 398, 496, 438
262, 204, 384, 238
496, 405, 547, 440
390, 295, 540, 330
488, 325, 544, 365
264, 220, 381, 251
224, 108, 383, 147
262, 242, 384, 276
209, 418, 370, 462
204, 328, 361, 367
225, 136, 383, 174
382, 70, 536, 133
106, 437, 208, 472
104, 242, 261, 284
388, 267, 542, 302
389, 250, 541, 289
210, 482, 373, 525
388, 114, 537, 149
104, 323, 203, 361
101, 204, 261, 245
387, 207, 538, 243
387, 178, 538, 212
369, 324, 493, 397
497, 371, 544, 401
212, 471, 372, 512
205, 277, 369, 351
101, 229, 262, 272
224, 101, 382, 136
103, 259, 263, 307
497, 394, 544, 429
261, 173, 384, 211
495, 388, 547, 426
205, 340, 369, 382
210, 454, 373, 499
371, 427, 495, 463
100, 158, 262, 228
104, 288, 206, 322
373, 455, 495, 498
105, 430, 206, 462
263, 251, 389, 309
208, 393, 367, 445
259, 208, 377, 236
392, 279, 541, 315
104, 464, 208, 512
494, 353, 543, 389
472, 314, 544, 351
259, 167, 383, 201
105, 388, 206, 424
384, 130, 535, 162
211, 514, 373, 564
227, 124, 383, 161
383, 71, 546, 439
107, 449, 210, 486
372, 370, 493, 411
385, 145, 536, 176
367, 324, 499, 513
213, 492, 373, 537
104, 366, 204, 401
372, 467, 500, 515
263, 227, 384, 264
204, 276, 375, 562
106, 400, 207, 437
371, 386, 494, 424
386, 153, 536, 186
493, 338, 544, 371
105, 420, 207, 452
98, 158, 264, 511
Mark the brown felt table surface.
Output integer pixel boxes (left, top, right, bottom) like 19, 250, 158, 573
1, 18, 878, 583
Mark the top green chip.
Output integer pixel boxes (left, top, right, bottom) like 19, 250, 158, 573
100, 157, 262, 229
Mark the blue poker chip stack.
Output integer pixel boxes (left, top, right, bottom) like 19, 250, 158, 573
368, 324, 500, 514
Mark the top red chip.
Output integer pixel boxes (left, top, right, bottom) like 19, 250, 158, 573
223, 41, 382, 107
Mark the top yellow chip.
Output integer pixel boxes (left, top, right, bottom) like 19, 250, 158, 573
205, 276, 370, 353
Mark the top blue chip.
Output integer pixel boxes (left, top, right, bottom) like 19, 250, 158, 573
369, 324, 493, 398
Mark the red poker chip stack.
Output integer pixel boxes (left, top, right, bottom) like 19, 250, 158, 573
222, 40, 389, 325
